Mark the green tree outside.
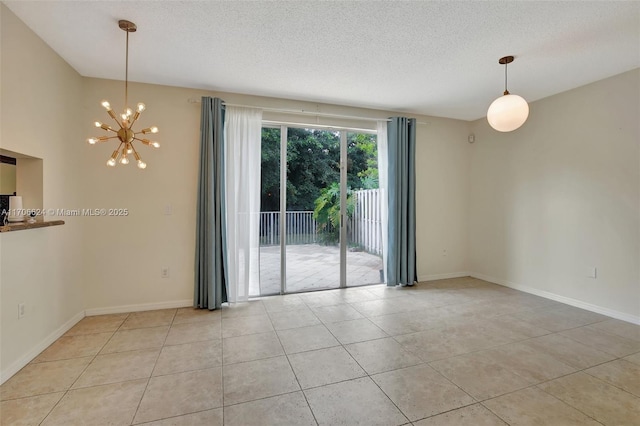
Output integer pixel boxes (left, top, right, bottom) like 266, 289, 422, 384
260, 128, 378, 212
260, 127, 377, 245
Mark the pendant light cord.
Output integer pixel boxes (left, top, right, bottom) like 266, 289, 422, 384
504, 60, 509, 95
125, 27, 129, 110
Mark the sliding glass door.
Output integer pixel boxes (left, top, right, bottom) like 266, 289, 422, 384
258, 125, 383, 296
285, 128, 341, 292
345, 132, 384, 287
257, 127, 281, 296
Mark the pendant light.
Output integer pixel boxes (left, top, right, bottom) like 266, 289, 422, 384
487, 55, 529, 132
86, 20, 160, 169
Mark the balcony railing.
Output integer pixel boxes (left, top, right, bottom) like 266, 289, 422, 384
260, 189, 382, 256
259, 211, 317, 246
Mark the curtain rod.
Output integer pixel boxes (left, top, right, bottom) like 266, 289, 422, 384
187, 97, 427, 124
262, 120, 377, 134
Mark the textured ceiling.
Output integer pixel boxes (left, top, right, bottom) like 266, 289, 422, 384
4, 1, 640, 120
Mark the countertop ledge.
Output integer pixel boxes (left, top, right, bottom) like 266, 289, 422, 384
0, 220, 65, 233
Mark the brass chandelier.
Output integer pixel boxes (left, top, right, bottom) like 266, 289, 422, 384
87, 20, 159, 169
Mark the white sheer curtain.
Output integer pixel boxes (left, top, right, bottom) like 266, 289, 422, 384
377, 120, 389, 284
224, 106, 263, 302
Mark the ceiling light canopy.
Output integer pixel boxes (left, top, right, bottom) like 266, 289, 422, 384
487, 55, 529, 132
87, 20, 159, 169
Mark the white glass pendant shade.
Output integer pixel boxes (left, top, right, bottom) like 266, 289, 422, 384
487, 93, 529, 132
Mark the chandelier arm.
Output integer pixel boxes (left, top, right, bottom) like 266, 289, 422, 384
128, 112, 141, 128
132, 136, 154, 142
109, 141, 125, 161
99, 136, 119, 142
130, 141, 141, 155
107, 113, 124, 129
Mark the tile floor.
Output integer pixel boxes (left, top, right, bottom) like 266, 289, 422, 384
2, 277, 640, 425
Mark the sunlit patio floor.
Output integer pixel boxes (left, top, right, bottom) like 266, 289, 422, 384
258, 244, 383, 295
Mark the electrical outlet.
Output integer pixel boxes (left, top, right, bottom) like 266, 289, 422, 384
588, 267, 597, 278
161, 267, 170, 278
18, 303, 25, 319
442, 249, 447, 256
164, 204, 173, 216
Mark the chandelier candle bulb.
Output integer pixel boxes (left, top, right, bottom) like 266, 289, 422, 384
141, 127, 159, 134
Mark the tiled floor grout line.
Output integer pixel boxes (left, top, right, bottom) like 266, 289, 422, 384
339, 293, 632, 426
264, 306, 320, 426
195, 292, 635, 424
38, 312, 133, 426
31, 311, 628, 421
477, 396, 516, 426
4, 281, 639, 425
529, 385, 607, 426
131, 407, 220, 426
449, 350, 636, 426
415, 400, 502, 425
316, 309, 413, 426
129, 309, 178, 425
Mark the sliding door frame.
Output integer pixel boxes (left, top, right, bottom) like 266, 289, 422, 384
266, 123, 377, 294
279, 125, 287, 295
339, 131, 347, 289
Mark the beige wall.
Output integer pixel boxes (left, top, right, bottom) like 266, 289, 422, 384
0, 163, 16, 194
1, 5, 85, 380
0, 5, 471, 379
469, 69, 640, 321
80, 79, 471, 311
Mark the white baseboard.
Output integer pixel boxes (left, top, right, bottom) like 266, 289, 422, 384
2, 299, 194, 384
85, 299, 193, 316
470, 272, 640, 325
1, 310, 85, 385
418, 271, 470, 282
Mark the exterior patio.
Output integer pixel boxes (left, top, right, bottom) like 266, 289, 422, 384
258, 244, 383, 295
257, 189, 384, 295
